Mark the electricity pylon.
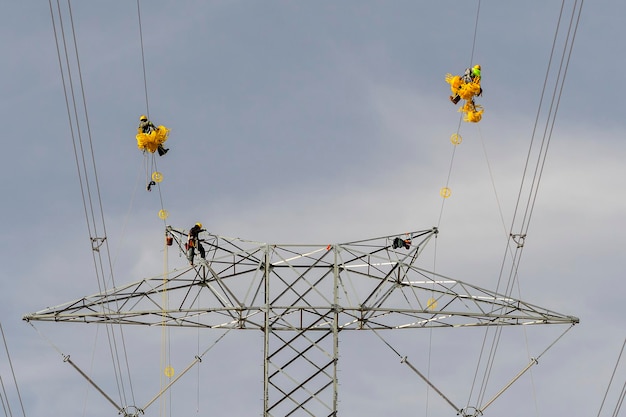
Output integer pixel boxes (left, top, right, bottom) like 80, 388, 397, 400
24, 227, 578, 416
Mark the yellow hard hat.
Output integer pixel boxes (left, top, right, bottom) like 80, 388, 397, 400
140, 115, 147, 121
473, 64, 481, 70
196, 222, 203, 229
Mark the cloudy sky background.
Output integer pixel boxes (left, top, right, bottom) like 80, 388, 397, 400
1, 1, 624, 416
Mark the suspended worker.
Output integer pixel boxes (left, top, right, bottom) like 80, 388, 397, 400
463, 64, 481, 83
449, 64, 482, 105
187, 222, 206, 265
138, 115, 169, 156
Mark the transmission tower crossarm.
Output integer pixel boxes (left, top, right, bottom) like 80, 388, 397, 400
23, 228, 579, 416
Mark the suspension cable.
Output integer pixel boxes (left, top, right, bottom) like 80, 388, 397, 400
0, 322, 26, 417
597, 338, 626, 417
48, 0, 137, 409
63, 9, 137, 404
469, 1, 584, 410
136, 0, 150, 117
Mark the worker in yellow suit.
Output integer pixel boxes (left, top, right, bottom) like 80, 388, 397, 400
137, 115, 169, 156
449, 64, 482, 105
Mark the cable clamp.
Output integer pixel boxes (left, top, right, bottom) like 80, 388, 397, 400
510, 233, 526, 248
91, 237, 106, 252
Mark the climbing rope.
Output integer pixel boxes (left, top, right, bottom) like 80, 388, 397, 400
437, 0, 482, 229
432, 3, 483, 415
160, 227, 171, 417
134, 3, 177, 416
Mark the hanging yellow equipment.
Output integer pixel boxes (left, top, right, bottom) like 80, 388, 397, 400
446, 65, 484, 123
136, 115, 170, 154
460, 101, 484, 123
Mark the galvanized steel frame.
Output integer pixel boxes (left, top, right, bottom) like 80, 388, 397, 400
24, 227, 579, 416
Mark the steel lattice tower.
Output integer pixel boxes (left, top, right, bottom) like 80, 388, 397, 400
24, 227, 578, 416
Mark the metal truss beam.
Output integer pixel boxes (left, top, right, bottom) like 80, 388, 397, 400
23, 227, 579, 416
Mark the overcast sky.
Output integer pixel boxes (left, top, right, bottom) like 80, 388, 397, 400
1, 1, 625, 417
